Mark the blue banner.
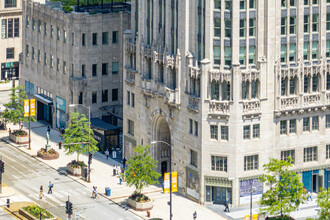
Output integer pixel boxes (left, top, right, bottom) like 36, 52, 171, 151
56, 96, 66, 112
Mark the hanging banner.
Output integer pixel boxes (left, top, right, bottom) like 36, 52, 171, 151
24, 99, 36, 117
164, 172, 170, 194
172, 172, 178, 192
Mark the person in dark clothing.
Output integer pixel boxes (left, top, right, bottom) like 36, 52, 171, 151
193, 211, 197, 219
224, 198, 230, 212
48, 181, 53, 194
122, 157, 127, 169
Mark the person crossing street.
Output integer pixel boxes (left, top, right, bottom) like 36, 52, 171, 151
48, 181, 53, 194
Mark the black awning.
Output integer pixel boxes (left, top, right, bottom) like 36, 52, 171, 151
91, 118, 121, 131
34, 94, 53, 105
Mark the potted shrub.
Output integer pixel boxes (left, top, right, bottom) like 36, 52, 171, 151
125, 145, 161, 211
66, 160, 87, 176
37, 148, 59, 160
9, 129, 29, 144
19, 205, 56, 220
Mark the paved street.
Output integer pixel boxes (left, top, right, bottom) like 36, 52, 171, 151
0, 141, 142, 220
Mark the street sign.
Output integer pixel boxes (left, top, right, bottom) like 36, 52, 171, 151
24, 99, 36, 117
172, 172, 178, 192
164, 173, 170, 194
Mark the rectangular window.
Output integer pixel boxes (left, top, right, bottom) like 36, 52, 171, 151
25, 44, 29, 57
214, 18, 220, 37
92, 33, 97, 45
249, 0, 256, 8
305, 0, 309, 5
327, 14, 330, 30
38, 50, 41, 62
131, 93, 135, 107
225, 0, 232, 10
57, 27, 60, 40
327, 40, 330, 57
244, 155, 259, 171
82, 33, 86, 46
127, 91, 131, 106
4, 0, 17, 8
289, 16, 296, 34
280, 120, 287, 134
225, 19, 232, 38
92, 64, 97, 77
304, 75, 310, 93
71, 32, 74, 45
240, 0, 246, 9
102, 32, 108, 44
112, 62, 118, 74
78, 92, 83, 104
312, 41, 318, 59
189, 119, 193, 134
224, 47, 232, 67
281, 0, 287, 7
51, 25, 54, 38
312, 0, 319, 4
243, 125, 250, 139
214, 46, 220, 65
102, 90, 108, 103
63, 61, 66, 74
312, 116, 319, 130
251, 80, 258, 98
281, 150, 295, 164
249, 18, 256, 36
63, 30, 66, 43
281, 44, 287, 63
289, 43, 296, 62
289, 78, 296, 95
304, 15, 310, 33
249, 46, 255, 64
210, 125, 218, 140
326, 115, 330, 128
290, 0, 296, 6
92, 91, 97, 104
312, 75, 319, 92
81, 64, 85, 77
112, 89, 118, 101
56, 58, 59, 71
239, 47, 246, 66
312, 14, 318, 32
50, 55, 53, 68
303, 117, 310, 131
112, 31, 118, 43
289, 119, 296, 133
26, 16, 29, 28
281, 78, 287, 96
281, 17, 287, 35
221, 126, 229, 140
211, 156, 227, 172
7, 19, 13, 38
102, 63, 108, 75
38, 20, 41, 32
194, 121, 198, 136
44, 52, 47, 65
304, 146, 317, 162
240, 19, 246, 38
214, 0, 221, 9
6, 48, 14, 59
252, 124, 260, 138
190, 150, 198, 167
128, 119, 134, 136
304, 42, 309, 60
327, 145, 330, 159
14, 18, 19, 38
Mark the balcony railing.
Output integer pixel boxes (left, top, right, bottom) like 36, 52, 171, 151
208, 100, 230, 116
242, 99, 261, 114
125, 65, 137, 84
188, 95, 200, 112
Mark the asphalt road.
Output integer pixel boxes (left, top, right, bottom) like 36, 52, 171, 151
0, 141, 142, 220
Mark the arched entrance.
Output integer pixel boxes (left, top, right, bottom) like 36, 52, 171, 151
151, 114, 171, 177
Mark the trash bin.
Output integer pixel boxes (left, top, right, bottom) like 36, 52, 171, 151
105, 187, 111, 196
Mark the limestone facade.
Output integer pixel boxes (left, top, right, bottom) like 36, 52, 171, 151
123, 0, 330, 207
20, 0, 130, 128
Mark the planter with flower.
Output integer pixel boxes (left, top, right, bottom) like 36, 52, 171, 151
66, 160, 87, 176
37, 148, 59, 160
19, 205, 57, 220
9, 129, 29, 144
125, 145, 161, 211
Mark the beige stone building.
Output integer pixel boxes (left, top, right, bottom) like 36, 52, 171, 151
0, 0, 22, 80
123, 0, 330, 207
20, 0, 130, 152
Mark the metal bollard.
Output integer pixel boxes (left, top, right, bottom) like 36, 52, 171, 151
6, 198, 10, 208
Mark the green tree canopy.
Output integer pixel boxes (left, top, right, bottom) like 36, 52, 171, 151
1, 85, 36, 130
259, 157, 305, 217
317, 187, 330, 219
62, 112, 98, 161
124, 145, 161, 194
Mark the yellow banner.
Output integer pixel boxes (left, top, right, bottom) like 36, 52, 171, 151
172, 172, 178, 192
164, 173, 170, 194
24, 99, 36, 117
244, 214, 258, 220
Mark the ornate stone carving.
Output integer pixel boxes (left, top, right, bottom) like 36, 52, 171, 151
242, 100, 261, 114
208, 101, 230, 115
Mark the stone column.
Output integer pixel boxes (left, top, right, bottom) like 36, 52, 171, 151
200, 58, 210, 100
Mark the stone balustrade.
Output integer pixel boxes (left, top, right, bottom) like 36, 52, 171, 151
278, 92, 330, 111
208, 100, 230, 116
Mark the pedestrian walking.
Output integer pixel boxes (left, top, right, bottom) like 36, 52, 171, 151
105, 149, 109, 160
48, 181, 53, 194
113, 165, 117, 176
193, 211, 197, 219
92, 186, 98, 199
117, 165, 121, 175
224, 198, 230, 212
119, 176, 123, 185
307, 190, 312, 201
39, 186, 43, 199
122, 157, 127, 169
47, 125, 51, 134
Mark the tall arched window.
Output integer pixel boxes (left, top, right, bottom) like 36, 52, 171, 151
211, 80, 219, 100
251, 80, 259, 98
312, 74, 319, 92
222, 81, 230, 101
289, 77, 296, 95
304, 75, 310, 93
281, 78, 287, 96
242, 81, 249, 100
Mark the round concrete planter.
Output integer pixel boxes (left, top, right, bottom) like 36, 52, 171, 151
19, 207, 57, 220
127, 198, 153, 211
37, 148, 59, 160
66, 165, 82, 176
9, 132, 29, 144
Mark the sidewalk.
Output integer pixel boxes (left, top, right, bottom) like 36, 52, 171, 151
0, 121, 226, 220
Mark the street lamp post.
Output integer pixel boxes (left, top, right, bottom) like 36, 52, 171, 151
69, 104, 91, 182
150, 140, 172, 220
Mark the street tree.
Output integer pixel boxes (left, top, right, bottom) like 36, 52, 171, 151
1, 85, 36, 130
124, 145, 161, 201
62, 112, 98, 162
316, 187, 330, 219
259, 157, 305, 218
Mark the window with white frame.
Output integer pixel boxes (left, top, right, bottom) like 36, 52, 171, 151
327, 40, 330, 57
303, 117, 310, 131
327, 73, 330, 90
304, 42, 309, 60
304, 146, 317, 162
210, 125, 218, 140
304, 15, 309, 33
312, 41, 318, 60
281, 150, 295, 164
289, 43, 296, 62
281, 17, 287, 35
312, 14, 318, 32
312, 116, 318, 130
239, 47, 246, 66
281, 44, 287, 63
249, 18, 256, 37
280, 120, 287, 134
221, 126, 229, 140
327, 145, 330, 159
214, 18, 220, 38
244, 155, 258, 171
326, 115, 330, 128
211, 156, 227, 172
240, 19, 246, 38
253, 124, 260, 138
289, 16, 296, 34
312, 74, 319, 92
243, 125, 250, 139
211, 80, 220, 100
289, 119, 296, 134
